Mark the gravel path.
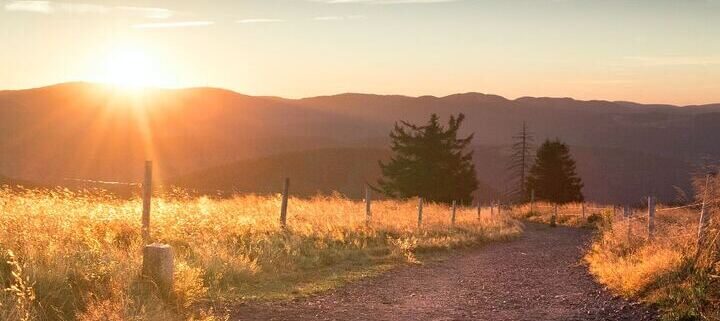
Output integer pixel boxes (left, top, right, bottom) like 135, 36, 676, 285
230, 223, 658, 321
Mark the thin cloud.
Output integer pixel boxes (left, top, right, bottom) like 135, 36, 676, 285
313, 0, 459, 3
4, 1, 52, 13
116, 6, 173, 19
133, 21, 215, 29
314, 15, 345, 20
237, 18, 284, 24
313, 15, 366, 21
623, 56, 720, 66
4, 1, 174, 19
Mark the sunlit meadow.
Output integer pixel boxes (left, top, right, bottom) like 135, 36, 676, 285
0, 187, 522, 320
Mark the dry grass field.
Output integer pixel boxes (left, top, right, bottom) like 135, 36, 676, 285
0, 187, 522, 321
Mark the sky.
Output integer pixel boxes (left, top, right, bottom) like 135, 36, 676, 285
1, 0, 719, 105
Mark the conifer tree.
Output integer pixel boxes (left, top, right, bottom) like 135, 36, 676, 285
526, 139, 583, 203
377, 113, 478, 204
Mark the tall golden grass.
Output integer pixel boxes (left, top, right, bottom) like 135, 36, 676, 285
585, 206, 696, 294
0, 187, 521, 321
584, 204, 719, 320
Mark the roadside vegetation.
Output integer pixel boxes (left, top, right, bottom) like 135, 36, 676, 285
510, 202, 612, 229
0, 187, 522, 321
585, 205, 705, 320
508, 174, 719, 320
584, 172, 720, 321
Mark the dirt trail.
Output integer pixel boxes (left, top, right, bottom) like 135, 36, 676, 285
231, 223, 658, 321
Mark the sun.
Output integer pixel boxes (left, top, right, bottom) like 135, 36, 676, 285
99, 46, 173, 89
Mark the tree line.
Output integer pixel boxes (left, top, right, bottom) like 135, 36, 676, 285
376, 113, 584, 205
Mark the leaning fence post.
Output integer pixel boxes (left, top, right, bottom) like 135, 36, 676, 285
451, 200, 457, 226
417, 197, 424, 228
647, 196, 656, 239
697, 173, 712, 248
142, 161, 152, 243
551, 203, 558, 227
280, 178, 289, 228
365, 185, 372, 226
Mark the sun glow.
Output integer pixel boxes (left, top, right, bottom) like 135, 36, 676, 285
99, 46, 174, 89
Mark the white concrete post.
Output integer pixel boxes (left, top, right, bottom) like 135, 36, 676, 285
142, 244, 174, 296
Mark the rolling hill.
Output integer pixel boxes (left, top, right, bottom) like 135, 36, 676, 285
0, 82, 717, 203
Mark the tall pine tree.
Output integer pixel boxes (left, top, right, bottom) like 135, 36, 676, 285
377, 113, 478, 204
526, 139, 583, 203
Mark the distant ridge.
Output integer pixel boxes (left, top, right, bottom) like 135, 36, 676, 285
0, 82, 718, 203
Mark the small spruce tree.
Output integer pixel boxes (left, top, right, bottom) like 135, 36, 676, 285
526, 139, 583, 203
377, 113, 478, 204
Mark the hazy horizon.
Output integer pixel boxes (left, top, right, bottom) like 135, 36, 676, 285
2, 0, 719, 105
5, 80, 720, 107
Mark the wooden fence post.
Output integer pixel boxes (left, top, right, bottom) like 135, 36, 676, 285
280, 178, 289, 228
530, 189, 535, 214
697, 173, 712, 247
551, 203, 558, 227
142, 161, 152, 243
490, 202, 495, 216
365, 185, 372, 226
477, 203, 481, 220
581, 203, 586, 218
625, 206, 631, 242
417, 197, 423, 228
451, 200, 457, 226
647, 196, 656, 239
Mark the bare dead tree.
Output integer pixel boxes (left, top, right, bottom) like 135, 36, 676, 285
506, 122, 534, 202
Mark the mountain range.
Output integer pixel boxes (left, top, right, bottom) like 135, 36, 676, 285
1, 82, 718, 204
